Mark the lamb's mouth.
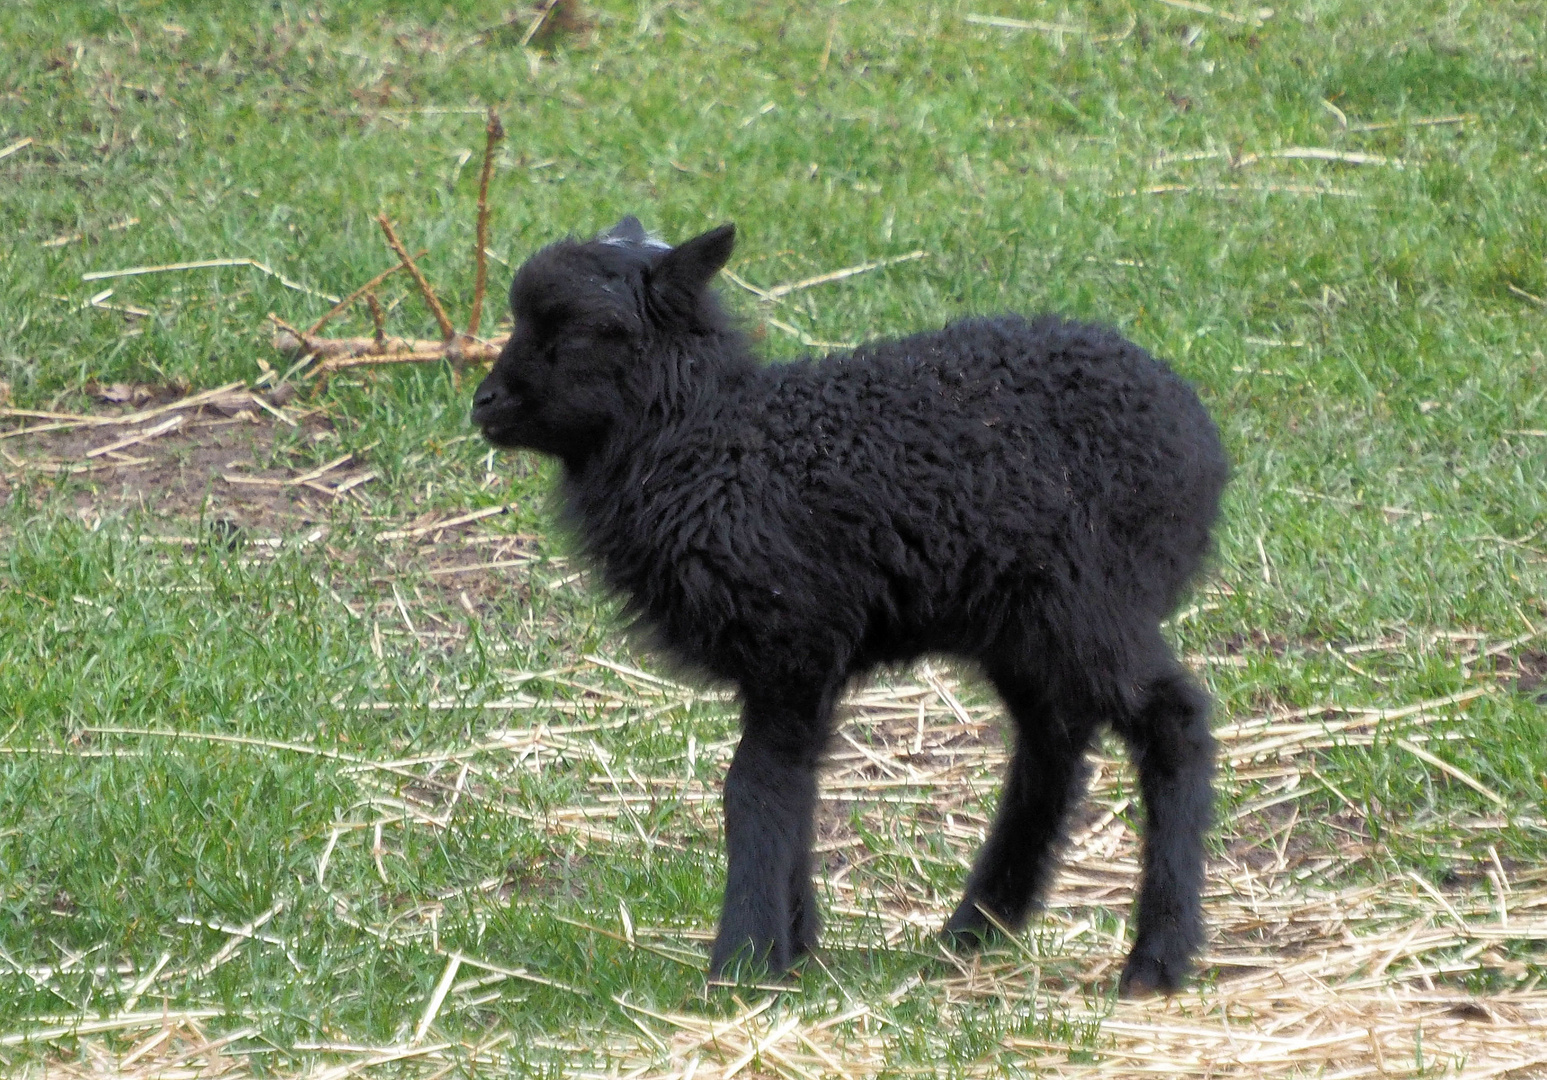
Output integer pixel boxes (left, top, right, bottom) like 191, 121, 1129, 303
471, 398, 524, 446
475, 420, 526, 448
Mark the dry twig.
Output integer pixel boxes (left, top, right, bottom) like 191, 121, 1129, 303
0, 136, 34, 161
306, 251, 423, 336
82, 256, 339, 302
467, 109, 506, 338
376, 215, 457, 342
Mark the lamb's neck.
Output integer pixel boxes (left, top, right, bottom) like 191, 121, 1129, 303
620, 334, 758, 418
558, 445, 678, 596
563, 339, 757, 584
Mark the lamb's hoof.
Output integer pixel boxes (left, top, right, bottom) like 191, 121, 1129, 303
939, 926, 987, 953
940, 899, 1000, 952
708, 936, 804, 983
1118, 945, 1191, 998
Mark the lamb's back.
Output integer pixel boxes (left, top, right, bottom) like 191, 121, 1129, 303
754, 315, 1223, 539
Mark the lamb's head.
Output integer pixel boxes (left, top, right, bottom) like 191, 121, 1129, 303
472, 217, 736, 466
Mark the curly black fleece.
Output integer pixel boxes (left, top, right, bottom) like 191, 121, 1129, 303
473, 218, 1230, 995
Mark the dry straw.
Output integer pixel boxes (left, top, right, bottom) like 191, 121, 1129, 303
14, 653, 1547, 1078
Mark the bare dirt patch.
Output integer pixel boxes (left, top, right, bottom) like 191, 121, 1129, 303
1509, 648, 1547, 704
1, 386, 548, 624
1, 386, 352, 534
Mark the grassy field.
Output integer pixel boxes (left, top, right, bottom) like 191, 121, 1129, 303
2, 0, 1546, 1075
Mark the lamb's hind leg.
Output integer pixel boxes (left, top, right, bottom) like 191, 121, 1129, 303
711, 681, 836, 978
943, 664, 1098, 948
1115, 662, 1215, 997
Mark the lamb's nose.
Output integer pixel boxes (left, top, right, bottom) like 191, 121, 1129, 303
473, 386, 500, 408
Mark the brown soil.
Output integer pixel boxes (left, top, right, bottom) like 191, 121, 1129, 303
1, 390, 347, 532
0, 386, 545, 618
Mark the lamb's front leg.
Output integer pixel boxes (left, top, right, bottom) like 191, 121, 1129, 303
710, 691, 831, 978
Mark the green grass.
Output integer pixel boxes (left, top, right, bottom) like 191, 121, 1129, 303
2, 0, 1545, 1075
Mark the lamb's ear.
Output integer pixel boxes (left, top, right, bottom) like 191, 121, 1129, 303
652, 223, 736, 298
602, 215, 648, 244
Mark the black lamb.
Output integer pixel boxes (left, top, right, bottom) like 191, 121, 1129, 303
472, 217, 1230, 996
